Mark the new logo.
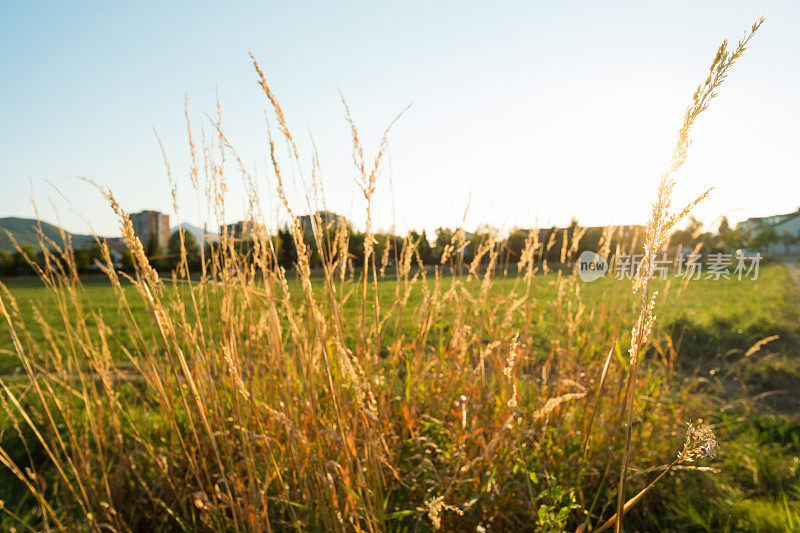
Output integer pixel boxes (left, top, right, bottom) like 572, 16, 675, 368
578, 251, 608, 282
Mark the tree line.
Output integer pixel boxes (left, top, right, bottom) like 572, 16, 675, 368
671, 216, 798, 254
0, 215, 795, 277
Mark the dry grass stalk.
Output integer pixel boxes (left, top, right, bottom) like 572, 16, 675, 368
613, 18, 763, 532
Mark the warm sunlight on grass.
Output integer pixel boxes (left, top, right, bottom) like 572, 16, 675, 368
1, 17, 798, 533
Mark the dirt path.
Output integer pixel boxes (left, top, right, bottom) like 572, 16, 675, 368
785, 261, 800, 290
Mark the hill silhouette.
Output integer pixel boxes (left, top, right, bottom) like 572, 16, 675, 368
0, 217, 96, 252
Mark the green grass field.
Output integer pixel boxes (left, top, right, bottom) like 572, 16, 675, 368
2, 262, 796, 372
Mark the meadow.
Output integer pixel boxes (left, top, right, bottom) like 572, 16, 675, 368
0, 265, 795, 374
1, 16, 798, 532
1, 256, 798, 532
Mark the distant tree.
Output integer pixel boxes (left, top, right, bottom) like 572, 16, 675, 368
781, 229, 796, 254
718, 216, 730, 235
505, 230, 528, 263
0, 249, 12, 276
409, 230, 433, 264
434, 227, 454, 262
277, 226, 297, 268
89, 243, 104, 264
544, 226, 566, 263
74, 246, 91, 271
753, 226, 779, 252
719, 227, 746, 251
738, 227, 753, 248
203, 242, 217, 272
373, 234, 390, 268
168, 230, 200, 270
74, 243, 104, 272
419, 230, 434, 264
671, 217, 704, 249
146, 235, 165, 270
301, 231, 322, 267
465, 230, 494, 265
580, 227, 604, 255
12, 244, 37, 275
567, 218, 579, 236
348, 231, 366, 266
121, 248, 136, 272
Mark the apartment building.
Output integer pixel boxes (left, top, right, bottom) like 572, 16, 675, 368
130, 210, 170, 249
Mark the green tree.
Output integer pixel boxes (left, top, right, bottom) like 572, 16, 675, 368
718, 216, 730, 235
781, 229, 796, 254
146, 235, 165, 270
168, 230, 200, 270
671, 216, 704, 248
506, 229, 528, 263
420, 230, 433, 264
409, 230, 433, 264
717, 224, 747, 251
121, 248, 136, 272
74, 243, 104, 272
544, 227, 564, 263
0, 249, 12, 276
74, 246, 91, 271
373, 233, 391, 268
277, 226, 297, 268
752, 225, 779, 252
434, 227, 454, 262
12, 244, 37, 275
348, 231, 366, 266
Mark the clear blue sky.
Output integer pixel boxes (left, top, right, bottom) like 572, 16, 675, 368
1, 1, 798, 237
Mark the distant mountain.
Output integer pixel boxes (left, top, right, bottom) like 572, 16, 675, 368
0, 218, 221, 254
172, 222, 218, 244
0, 217, 98, 253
